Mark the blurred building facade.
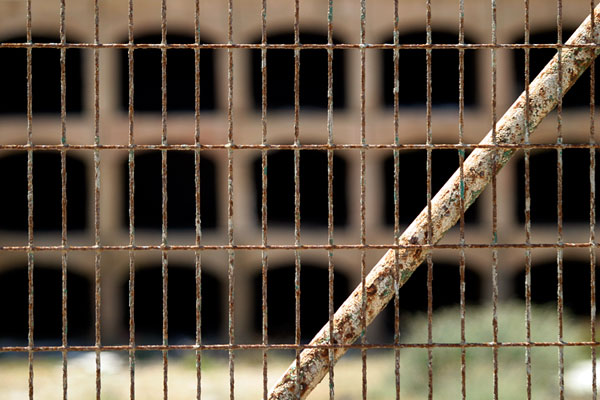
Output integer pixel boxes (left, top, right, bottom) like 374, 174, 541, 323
0, 0, 598, 345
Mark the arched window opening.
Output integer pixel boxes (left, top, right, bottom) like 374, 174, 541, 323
516, 149, 598, 224
123, 265, 222, 344
0, 265, 92, 345
383, 150, 479, 226
0, 151, 87, 231
514, 260, 595, 316
119, 34, 215, 112
513, 29, 599, 108
0, 35, 83, 114
250, 32, 346, 110
123, 151, 217, 230
252, 150, 347, 227
381, 31, 478, 108
252, 264, 350, 343
384, 262, 482, 333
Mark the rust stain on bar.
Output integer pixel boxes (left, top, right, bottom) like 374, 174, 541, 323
268, 5, 600, 399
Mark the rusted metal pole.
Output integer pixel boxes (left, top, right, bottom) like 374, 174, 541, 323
268, 5, 600, 399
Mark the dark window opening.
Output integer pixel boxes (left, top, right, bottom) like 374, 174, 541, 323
382, 31, 478, 108
514, 260, 596, 316
0, 35, 83, 114
252, 264, 350, 343
0, 265, 92, 345
0, 151, 87, 231
250, 32, 346, 110
123, 265, 222, 344
119, 34, 215, 112
516, 149, 598, 224
513, 29, 599, 108
123, 151, 217, 230
384, 150, 479, 225
384, 262, 482, 333
252, 150, 347, 227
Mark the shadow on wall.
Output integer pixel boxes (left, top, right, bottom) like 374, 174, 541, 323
122, 264, 222, 344
250, 31, 346, 110
252, 264, 350, 343
252, 150, 348, 228
384, 262, 482, 336
512, 28, 600, 108
0, 265, 93, 346
0, 151, 87, 232
383, 150, 480, 226
381, 30, 478, 108
516, 149, 599, 224
0, 35, 83, 114
119, 33, 215, 112
513, 259, 598, 316
122, 151, 217, 230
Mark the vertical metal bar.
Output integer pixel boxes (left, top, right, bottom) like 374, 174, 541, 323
457, 1, 467, 399
425, 1, 434, 399
392, 1, 401, 398
293, 1, 301, 398
93, 0, 102, 393
59, 0, 68, 398
590, 3, 598, 399
25, 0, 34, 397
227, 0, 236, 398
523, 1, 533, 399
490, 0, 499, 397
358, 0, 368, 399
127, 0, 136, 398
490, 1, 502, 399
555, 2, 565, 399
160, 1, 169, 399
326, 1, 335, 399
194, 1, 203, 399
260, 0, 269, 398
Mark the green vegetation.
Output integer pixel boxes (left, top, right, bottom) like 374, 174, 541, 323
381, 301, 594, 399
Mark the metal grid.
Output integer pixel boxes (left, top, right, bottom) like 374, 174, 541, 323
0, 0, 599, 399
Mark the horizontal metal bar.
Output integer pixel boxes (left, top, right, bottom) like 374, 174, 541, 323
3, 341, 600, 353
2, 143, 600, 151
1, 42, 600, 50
0, 242, 598, 252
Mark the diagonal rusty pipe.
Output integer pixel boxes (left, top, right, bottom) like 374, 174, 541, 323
269, 5, 600, 399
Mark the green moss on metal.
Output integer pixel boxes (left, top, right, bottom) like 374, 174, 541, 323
400, 268, 414, 284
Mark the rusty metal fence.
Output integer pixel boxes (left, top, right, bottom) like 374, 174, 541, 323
1, 0, 600, 399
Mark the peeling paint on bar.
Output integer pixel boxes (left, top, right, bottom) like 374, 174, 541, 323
268, 5, 600, 399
